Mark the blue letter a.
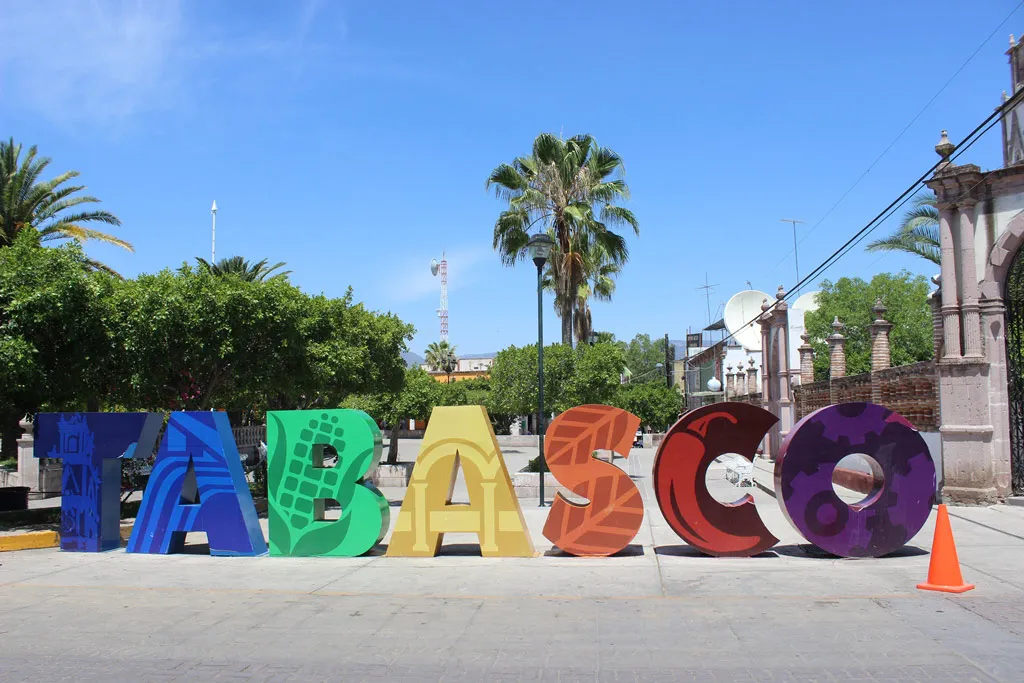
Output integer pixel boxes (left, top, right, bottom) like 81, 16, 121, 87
126, 412, 266, 556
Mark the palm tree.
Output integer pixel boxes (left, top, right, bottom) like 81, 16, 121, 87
544, 237, 621, 344
424, 341, 458, 383
866, 192, 940, 265
487, 133, 639, 346
195, 256, 291, 281
0, 138, 131, 274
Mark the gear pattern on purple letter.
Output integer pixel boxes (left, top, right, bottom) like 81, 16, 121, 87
774, 403, 935, 558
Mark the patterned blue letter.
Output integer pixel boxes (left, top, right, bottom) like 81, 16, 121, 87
35, 413, 162, 552
126, 412, 266, 556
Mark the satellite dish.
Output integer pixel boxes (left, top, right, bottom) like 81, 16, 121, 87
723, 290, 770, 351
792, 291, 820, 314
430, 259, 439, 276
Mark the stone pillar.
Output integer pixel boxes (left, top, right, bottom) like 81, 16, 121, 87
869, 299, 893, 405
773, 287, 794, 448
725, 366, 735, 396
929, 274, 944, 360
758, 298, 772, 409
798, 333, 815, 385
980, 298, 1012, 497
870, 299, 893, 372
958, 199, 983, 358
16, 419, 38, 495
827, 317, 846, 379
938, 203, 962, 359
746, 358, 758, 396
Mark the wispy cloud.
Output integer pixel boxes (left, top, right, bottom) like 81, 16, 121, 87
0, 1, 185, 123
383, 245, 496, 304
0, 0, 340, 126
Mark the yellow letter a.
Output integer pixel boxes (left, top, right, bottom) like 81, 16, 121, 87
387, 406, 535, 557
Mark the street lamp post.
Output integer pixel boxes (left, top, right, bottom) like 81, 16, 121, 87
527, 233, 555, 507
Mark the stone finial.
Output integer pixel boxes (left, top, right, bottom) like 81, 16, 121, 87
830, 316, 845, 337
1011, 33, 1017, 48
872, 297, 888, 322
761, 297, 770, 313
776, 285, 786, 300
935, 130, 955, 161
1005, 90, 1010, 103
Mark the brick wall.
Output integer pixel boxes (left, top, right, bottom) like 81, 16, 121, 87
792, 361, 939, 431
794, 380, 829, 418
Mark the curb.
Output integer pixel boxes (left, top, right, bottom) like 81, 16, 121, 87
0, 522, 135, 552
0, 531, 59, 552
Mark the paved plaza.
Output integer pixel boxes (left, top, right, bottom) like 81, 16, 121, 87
2, 446, 1024, 682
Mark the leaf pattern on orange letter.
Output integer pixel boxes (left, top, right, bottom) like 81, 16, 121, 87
541, 405, 644, 556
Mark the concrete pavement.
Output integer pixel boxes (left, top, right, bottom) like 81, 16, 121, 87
2, 447, 1024, 682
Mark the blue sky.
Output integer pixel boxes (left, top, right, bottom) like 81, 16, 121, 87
2, 1, 1019, 356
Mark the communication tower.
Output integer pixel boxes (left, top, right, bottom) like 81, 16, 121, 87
430, 252, 448, 341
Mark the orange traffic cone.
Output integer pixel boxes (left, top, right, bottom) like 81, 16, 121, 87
917, 504, 975, 593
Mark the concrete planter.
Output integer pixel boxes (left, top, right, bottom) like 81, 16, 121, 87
373, 463, 414, 488
511, 471, 575, 502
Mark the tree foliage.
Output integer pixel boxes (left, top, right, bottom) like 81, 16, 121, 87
195, 256, 291, 282
105, 266, 412, 415
424, 340, 458, 381
618, 333, 668, 383
610, 382, 682, 432
489, 342, 625, 417
0, 232, 112, 456
488, 133, 639, 346
865, 192, 940, 265
0, 138, 130, 274
804, 271, 933, 379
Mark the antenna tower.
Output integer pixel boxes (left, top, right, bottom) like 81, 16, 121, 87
696, 273, 719, 327
431, 251, 449, 341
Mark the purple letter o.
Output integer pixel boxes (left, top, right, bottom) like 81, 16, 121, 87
775, 403, 935, 558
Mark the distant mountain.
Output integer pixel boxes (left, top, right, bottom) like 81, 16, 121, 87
402, 351, 425, 368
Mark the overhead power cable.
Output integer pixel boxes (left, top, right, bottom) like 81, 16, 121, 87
695, 91, 1020, 361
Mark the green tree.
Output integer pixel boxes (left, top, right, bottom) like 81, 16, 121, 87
611, 382, 682, 432
195, 256, 292, 281
378, 368, 440, 464
488, 342, 623, 417
865, 192, 940, 265
804, 271, 933, 379
619, 333, 668, 383
487, 133, 639, 347
0, 138, 131, 274
561, 342, 625, 411
0, 231, 111, 458
424, 340, 458, 382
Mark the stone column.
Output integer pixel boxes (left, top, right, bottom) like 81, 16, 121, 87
870, 298, 893, 372
958, 200, 983, 358
16, 419, 38, 495
980, 298, 1012, 497
746, 358, 758, 396
758, 298, 772, 408
827, 317, 846, 379
773, 287, 794, 447
929, 274, 944, 360
938, 203, 962, 359
798, 333, 815, 385
869, 299, 893, 405
725, 366, 735, 396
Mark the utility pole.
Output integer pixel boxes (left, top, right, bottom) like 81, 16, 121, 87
211, 200, 218, 262
780, 219, 804, 295
664, 333, 672, 389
